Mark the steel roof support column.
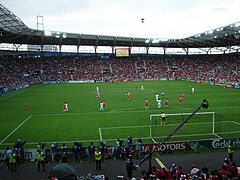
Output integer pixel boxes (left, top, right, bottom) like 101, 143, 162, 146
95, 36, 99, 53
130, 38, 134, 55
40, 31, 44, 59
182, 48, 189, 55
59, 45, 62, 58
163, 47, 166, 55
111, 46, 115, 54
77, 34, 81, 55
112, 37, 117, 54
40, 44, 44, 59
94, 46, 97, 53
146, 47, 149, 54
207, 48, 212, 54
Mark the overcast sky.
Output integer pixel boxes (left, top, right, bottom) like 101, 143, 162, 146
1, 0, 240, 39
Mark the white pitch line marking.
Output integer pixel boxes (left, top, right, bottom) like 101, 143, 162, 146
0, 115, 32, 144
99, 128, 103, 141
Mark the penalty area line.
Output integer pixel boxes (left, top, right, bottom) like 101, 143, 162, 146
0, 115, 32, 144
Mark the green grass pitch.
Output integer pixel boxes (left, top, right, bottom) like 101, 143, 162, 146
0, 80, 239, 148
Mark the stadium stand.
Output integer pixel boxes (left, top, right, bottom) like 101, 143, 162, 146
1, 54, 239, 93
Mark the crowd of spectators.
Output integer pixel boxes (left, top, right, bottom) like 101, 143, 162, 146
0, 54, 239, 92
3, 137, 239, 179
147, 158, 239, 180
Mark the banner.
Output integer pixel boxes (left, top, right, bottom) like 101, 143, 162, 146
1, 138, 238, 162
0, 149, 37, 161
187, 138, 240, 151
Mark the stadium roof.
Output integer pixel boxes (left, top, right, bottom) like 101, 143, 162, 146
0, 3, 239, 50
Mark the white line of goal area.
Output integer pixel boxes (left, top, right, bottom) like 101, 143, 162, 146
99, 120, 240, 141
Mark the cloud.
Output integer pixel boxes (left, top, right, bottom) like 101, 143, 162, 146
1, 0, 240, 38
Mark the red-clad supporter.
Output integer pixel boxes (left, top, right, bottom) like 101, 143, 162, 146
152, 166, 162, 179
177, 166, 184, 180
228, 162, 238, 178
218, 165, 230, 178
223, 158, 232, 171
161, 167, 169, 179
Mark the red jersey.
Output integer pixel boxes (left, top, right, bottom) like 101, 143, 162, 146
126, 93, 131, 100
165, 99, 169, 106
145, 99, 148, 106
182, 93, 185, 99
153, 168, 162, 179
24, 101, 27, 110
179, 97, 183, 104
102, 101, 106, 107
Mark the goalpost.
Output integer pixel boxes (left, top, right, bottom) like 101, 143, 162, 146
149, 112, 218, 142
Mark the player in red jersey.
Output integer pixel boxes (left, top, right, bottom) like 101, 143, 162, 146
165, 98, 169, 108
126, 92, 131, 101
145, 98, 149, 109
102, 100, 106, 110
181, 92, 185, 99
24, 101, 28, 110
63, 102, 68, 112
179, 96, 183, 105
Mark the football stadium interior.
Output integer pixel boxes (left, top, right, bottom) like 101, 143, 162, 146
0, 2, 239, 180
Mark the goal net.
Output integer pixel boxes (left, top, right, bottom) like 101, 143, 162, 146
150, 112, 218, 143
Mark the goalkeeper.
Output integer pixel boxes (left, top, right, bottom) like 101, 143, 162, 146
160, 112, 166, 125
